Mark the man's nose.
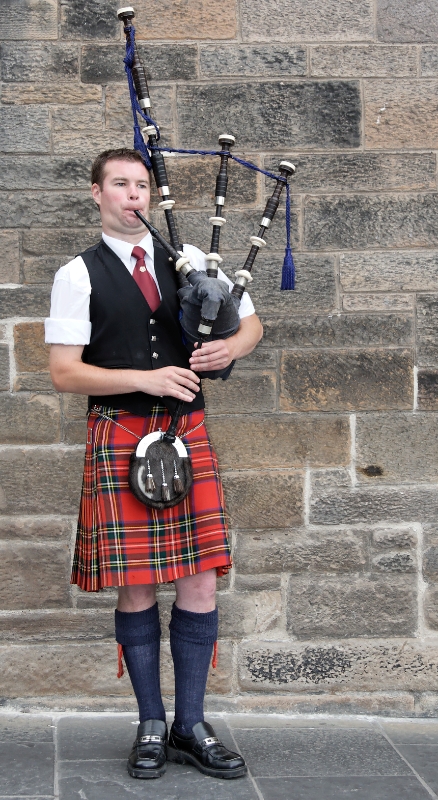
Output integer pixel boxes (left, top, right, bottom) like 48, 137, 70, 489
128, 184, 139, 198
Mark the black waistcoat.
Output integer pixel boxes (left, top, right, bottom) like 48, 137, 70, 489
80, 239, 204, 416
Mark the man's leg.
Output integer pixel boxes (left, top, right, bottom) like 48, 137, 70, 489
167, 570, 246, 779
116, 585, 167, 779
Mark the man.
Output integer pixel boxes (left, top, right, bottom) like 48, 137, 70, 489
45, 148, 262, 780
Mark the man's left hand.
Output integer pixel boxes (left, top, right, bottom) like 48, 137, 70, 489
189, 339, 235, 372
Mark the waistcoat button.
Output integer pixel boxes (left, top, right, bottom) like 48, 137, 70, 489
150, 319, 155, 325
151, 335, 157, 341
152, 352, 159, 359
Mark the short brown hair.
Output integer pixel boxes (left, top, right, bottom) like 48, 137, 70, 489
91, 148, 149, 188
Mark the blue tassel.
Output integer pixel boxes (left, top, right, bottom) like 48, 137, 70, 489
281, 246, 295, 290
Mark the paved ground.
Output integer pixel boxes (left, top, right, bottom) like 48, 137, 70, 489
3, 711, 438, 799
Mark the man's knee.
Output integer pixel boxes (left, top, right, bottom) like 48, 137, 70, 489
174, 569, 217, 612
117, 584, 157, 612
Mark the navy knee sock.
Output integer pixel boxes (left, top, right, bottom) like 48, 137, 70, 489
169, 603, 218, 736
115, 603, 166, 724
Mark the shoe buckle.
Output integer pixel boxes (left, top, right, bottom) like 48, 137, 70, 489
201, 736, 220, 747
139, 734, 162, 743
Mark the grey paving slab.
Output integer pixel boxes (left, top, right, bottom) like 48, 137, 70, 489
383, 720, 438, 744
57, 715, 138, 761
0, 714, 54, 743
0, 741, 54, 795
58, 759, 258, 800
232, 728, 413, 777
396, 745, 438, 794
255, 776, 433, 800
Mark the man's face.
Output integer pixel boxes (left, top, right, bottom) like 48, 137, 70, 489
91, 158, 151, 240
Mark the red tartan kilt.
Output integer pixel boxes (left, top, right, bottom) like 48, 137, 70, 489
71, 406, 231, 591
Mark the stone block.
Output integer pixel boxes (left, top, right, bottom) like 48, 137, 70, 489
0, 287, 50, 318
14, 374, 56, 392
53, 130, 132, 158
200, 45, 307, 77
311, 468, 353, 493
423, 548, 438, 581
64, 421, 88, 446
1, 84, 101, 106
0, 448, 84, 515
312, 45, 417, 78
1, 0, 57, 40
0, 643, 126, 697
0, 610, 114, 643
310, 485, 438, 525
224, 254, 336, 317
0, 192, 99, 228
206, 414, 349, 469
0, 542, 70, 610
377, 0, 438, 42
418, 370, 438, 409
81, 43, 198, 83
129, 0, 237, 40
0, 394, 60, 445
340, 250, 438, 293
160, 640, 233, 696
22, 229, 101, 258
417, 294, 438, 366
234, 575, 282, 591
421, 47, 438, 76
372, 527, 417, 550
222, 470, 303, 529
263, 313, 413, 349
60, 0, 119, 39
177, 82, 361, 150
280, 349, 413, 412
0, 108, 50, 154
208, 692, 415, 716
162, 157, 258, 210
238, 639, 438, 693
0, 516, 73, 541
0, 346, 9, 391
356, 413, 438, 483
372, 552, 416, 572
23, 257, 72, 285
75, 587, 118, 609
14, 323, 50, 373
267, 152, 435, 193
161, 207, 297, 253
287, 575, 416, 638
1, 44, 79, 82
365, 80, 438, 149
424, 587, 438, 629
0, 231, 20, 283
105, 84, 175, 145
240, 0, 373, 42
305, 194, 438, 251
234, 528, 367, 575
203, 370, 277, 415
342, 295, 414, 312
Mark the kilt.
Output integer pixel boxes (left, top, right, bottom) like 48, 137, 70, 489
71, 405, 231, 591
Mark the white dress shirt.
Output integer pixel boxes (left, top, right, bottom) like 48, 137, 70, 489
45, 233, 255, 345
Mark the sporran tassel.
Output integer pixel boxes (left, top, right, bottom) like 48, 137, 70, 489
145, 459, 155, 494
160, 459, 171, 502
173, 459, 184, 494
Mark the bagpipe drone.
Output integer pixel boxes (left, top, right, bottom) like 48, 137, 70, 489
116, 7, 296, 508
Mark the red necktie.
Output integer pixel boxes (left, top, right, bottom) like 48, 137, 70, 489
131, 246, 160, 312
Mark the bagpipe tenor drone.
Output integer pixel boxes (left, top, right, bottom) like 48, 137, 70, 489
116, 6, 296, 508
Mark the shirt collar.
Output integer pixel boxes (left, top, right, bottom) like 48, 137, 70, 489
102, 232, 153, 269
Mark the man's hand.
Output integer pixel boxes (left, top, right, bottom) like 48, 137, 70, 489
189, 339, 235, 373
137, 366, 200, 402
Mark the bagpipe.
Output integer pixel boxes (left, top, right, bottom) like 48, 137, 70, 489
116, 7, 296, 508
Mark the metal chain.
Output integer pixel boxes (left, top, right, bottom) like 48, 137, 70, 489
91, 407, 204, 441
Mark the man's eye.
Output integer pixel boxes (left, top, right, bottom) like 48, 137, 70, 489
138, 183, 149, 189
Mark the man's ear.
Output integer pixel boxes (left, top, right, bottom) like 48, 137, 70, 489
91, 183, 101, 207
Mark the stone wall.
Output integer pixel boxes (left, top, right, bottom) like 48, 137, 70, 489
1, 0, 438, 715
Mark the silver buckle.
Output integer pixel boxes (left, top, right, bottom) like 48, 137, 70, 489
139, 734, 162, 743
201, 736, 220, 747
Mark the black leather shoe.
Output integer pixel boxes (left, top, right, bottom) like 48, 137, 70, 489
167, 720, 247, 779
127, 719, 167, 779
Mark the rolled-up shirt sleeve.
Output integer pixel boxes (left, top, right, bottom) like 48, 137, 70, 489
44, 257, 92, 345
